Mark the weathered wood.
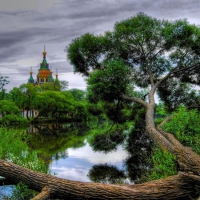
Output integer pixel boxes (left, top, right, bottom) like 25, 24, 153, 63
31, 186, 51, 200
0, 159, 200, 199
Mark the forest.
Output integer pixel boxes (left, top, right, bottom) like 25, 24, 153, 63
0, 13, 200, 199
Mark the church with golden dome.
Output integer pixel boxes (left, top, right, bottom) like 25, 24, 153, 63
28, 46, 58, 84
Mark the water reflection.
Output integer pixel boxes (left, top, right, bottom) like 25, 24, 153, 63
50, 143, 127, 182
25, 121, 152, 184
88, 164, 126, 184
26, 123, 89, 164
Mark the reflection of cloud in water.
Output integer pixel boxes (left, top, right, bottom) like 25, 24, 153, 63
52, 167, 90, 182
50, 143, 128, 182
67, 143, 127, 164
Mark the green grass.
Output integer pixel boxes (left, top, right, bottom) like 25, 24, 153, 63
141, 146, 177, 182
163, 107, 200, 155
0, 127, 49, 199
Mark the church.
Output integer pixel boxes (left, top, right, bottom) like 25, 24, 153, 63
28, 46, 58, 84
24, 47, 59, 118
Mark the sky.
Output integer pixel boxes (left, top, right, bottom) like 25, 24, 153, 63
0, 0, 200, 91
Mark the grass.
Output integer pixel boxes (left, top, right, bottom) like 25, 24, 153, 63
0, 127, 49, 199
140, 146, 178, 182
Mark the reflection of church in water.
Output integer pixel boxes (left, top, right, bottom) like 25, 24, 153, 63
28, 46, 58, 84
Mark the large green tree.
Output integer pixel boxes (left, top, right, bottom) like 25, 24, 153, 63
66, 13, 200, 198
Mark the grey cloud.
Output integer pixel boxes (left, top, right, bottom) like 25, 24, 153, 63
1, 0, 200, 91
0, 46, 26, 63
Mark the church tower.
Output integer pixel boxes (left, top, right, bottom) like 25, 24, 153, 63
28, 67, 34, 83
37, 46, 54, 84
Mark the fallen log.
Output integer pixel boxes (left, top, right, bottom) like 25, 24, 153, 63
0, 159, 200, 200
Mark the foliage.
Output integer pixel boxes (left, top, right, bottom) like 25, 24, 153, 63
40, 80, 68, 91
8, 87, 27, 109
141, 147, 177, 182
87, 60, 133, 103
68, 88, 86, 101
87, 102, 104, 116
67, 12, 200, 111
0, 128, 48, 199
154, 103, 169, 125
157, 79, 200, 112
0, 100, 20, 116
2, 182, 38, 200
34, 90, 70, 118
0, 127, 48, 172
9, 83, 41, 119
163, 107, 200, 154
8, 83, 92, 122
0, 114, 28, 126
0, 100, 28, 126
0, 75, 9, 100
67, 33, 107, 75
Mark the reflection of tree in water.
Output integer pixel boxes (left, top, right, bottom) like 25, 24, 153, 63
88, 106, 153, 184
27, 123, 72, 135
89, 128, 125, 153
124, 130, 152, 183
124, 107, 153, 183
25, 123, 90, 164
87, 164, 126, 184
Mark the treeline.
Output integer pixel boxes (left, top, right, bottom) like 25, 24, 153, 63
0, 80, 102, 125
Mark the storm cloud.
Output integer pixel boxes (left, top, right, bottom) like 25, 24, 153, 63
0, 0, 200, 91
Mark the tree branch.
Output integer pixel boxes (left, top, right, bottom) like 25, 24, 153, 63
120, 94, 148, 108
154, 60, 200, 89
170, 62, 200, 77
31, 186, 51, 200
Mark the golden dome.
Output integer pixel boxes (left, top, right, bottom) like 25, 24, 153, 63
43, 51, 47, 57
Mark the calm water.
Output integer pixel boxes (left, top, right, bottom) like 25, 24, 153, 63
27, 122, 135, 183
50, 142, 128, 182
0, 121, 152, 197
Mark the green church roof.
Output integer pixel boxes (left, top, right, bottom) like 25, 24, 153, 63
28, 74, 34, 83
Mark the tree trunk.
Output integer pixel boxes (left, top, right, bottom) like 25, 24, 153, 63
0, 159, 200, 200
145, 101, 200, 175
146, 86, 200, 171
